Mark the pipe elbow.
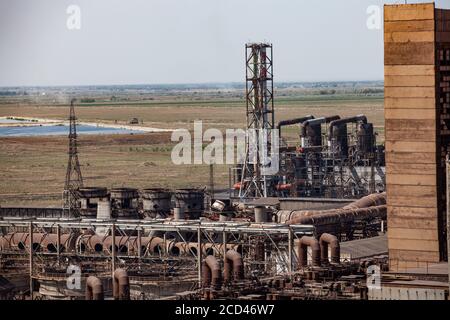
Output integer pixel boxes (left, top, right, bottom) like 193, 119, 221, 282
86, 276, 104, 300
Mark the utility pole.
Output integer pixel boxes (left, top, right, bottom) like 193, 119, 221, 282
63, 98, 84, 217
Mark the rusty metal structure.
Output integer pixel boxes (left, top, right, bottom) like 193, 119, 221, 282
239, 43, 275, 199
63, 98, 84, 217
231, 113, 385, 199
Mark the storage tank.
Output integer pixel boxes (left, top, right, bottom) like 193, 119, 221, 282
173, 189, 205, 219
356, 123, 375, 154
329, 123, 348, 157
77, 187, 109, 219
141, 188, 171, 218
110, 188, 139, 219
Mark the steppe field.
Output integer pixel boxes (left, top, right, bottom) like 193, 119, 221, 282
0, 84, 384, 207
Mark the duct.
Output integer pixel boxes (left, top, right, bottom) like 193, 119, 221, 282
300, 115, 340, 147
85, 276, 104, 300
202, 255, 222, 290
319, 233, 340, 264
42, 234, 77, 253
276, 115, 314, 130
342, 192, 386, 210
224, 249, 244, 282
287, 205, 387, 226
328, 114, 367, 140
113, 268, 130, 300
10, 233, 48, 251
297, 236, 321, 267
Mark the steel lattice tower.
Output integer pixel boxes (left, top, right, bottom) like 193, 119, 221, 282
63, 98, 83, 216
239, 43, 274, 198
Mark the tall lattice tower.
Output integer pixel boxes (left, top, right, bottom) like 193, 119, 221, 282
239, 43, 275, 198
63, 98, 83, 216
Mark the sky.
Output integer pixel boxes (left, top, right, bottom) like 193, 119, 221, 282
1, 0, 450, 87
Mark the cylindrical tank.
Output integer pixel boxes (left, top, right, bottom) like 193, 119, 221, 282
110, 188, 139, 219
330, 123, 348, 157
141, 188, 172, 217
356, 123, 374, 154
304, 124, 322, 147
96, 200, 111, 220
77, 187, 109, 219
254, 206, 267, 223
173, 189, 205, 219
173, 207, 185, 220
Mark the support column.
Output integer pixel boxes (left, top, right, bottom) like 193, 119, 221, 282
197, 227, 202, 288
446, 155, 450, 295
29, 222, 33, 300
56, 225, 61, 266
111, 224, 116, 276
288, 228, 293, 276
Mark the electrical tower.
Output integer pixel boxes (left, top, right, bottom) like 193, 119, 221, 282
239, 43, 275, 198
63, 98, 83, 216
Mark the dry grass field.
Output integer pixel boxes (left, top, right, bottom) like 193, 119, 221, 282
0, 94, 383, 207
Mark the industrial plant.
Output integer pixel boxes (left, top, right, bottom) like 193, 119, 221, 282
1, 2, 450, 301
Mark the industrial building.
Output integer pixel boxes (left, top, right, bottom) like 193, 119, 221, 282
0, 2, 449, 301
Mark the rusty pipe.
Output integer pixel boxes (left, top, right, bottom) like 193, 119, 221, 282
284, 192, 386, 224
202, 255, 222, 290
224, 249, 244, 282
85, 276, 104, 300
342, 192, 386, 210
113, 268, 130, 300
319, 233, 340, 264
287, 205, 386, 226
297, 236, 321, 267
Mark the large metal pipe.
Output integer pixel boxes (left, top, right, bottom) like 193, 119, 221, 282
85, 276, 104, 300
297, 236, 321, 267
224, 249, 244, 282
300, 115, 340, 147
113, 268, 130, 300
282, 192, 386, 224
202, 255, 222, 290
288, 205, 387, 226
319, 233, 340, 264
342, 192, 386, 210
277, 115, 314, 130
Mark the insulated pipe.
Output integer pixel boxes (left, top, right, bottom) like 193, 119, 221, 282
297, 236, 321, 267
202, 255, 222, 290
277, 115, 314, 130
342, 192, 386, 210
42, 233, 77, 253
283, 192, 386, 223
300, 115, 340, 137
113, 268, 130, 300
85, 276, 104, 300
287, 205, 387, 226
224, 249, 244, 282
327, 114, 367, 140
319, 233, 340, 264
10, 233, 48, 251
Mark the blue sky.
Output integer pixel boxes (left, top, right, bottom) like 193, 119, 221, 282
1, 0, 449, 86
